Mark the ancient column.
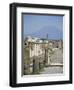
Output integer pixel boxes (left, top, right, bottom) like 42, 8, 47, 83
39, 54, 44, 71
33, 57, 39, 74
24, 45, 30, 75
44, 48, 48, 66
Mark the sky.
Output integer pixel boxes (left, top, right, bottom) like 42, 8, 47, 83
22, 14, 63, 40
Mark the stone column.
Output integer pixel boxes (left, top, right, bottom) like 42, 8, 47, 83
24, 60, 30, 75
24, 46, 30, 75
33, 57, 39, 74
39, 55, 44, 71
44, 49, 48, 66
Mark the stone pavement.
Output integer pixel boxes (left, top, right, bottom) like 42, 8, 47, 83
40, 66, 63, 74
40, 48, 63, 74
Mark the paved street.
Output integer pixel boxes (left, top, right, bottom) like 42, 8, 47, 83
40, 48, 63, 74
40, 66, 63, 74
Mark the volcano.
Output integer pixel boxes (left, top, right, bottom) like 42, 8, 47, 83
25, 26, 63, 40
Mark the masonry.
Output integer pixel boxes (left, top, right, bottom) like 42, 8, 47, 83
23, 36, 63, 75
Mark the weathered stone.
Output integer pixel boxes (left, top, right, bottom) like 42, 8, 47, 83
24, 63, 30, 75
44, 49, 49, 66
39, 62, 44, 71
32, 57, 40, 74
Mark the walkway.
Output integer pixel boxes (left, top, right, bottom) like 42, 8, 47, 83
40, 48, 63, 74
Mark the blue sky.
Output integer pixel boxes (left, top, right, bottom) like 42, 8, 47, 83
22, 14, 63, 40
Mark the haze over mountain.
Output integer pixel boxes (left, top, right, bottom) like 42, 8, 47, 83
24, 26, 63, 40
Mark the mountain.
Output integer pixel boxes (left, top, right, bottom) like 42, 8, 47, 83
25, 26, 63, 40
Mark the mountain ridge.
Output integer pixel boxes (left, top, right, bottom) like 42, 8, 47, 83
24, 26, 63, 40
